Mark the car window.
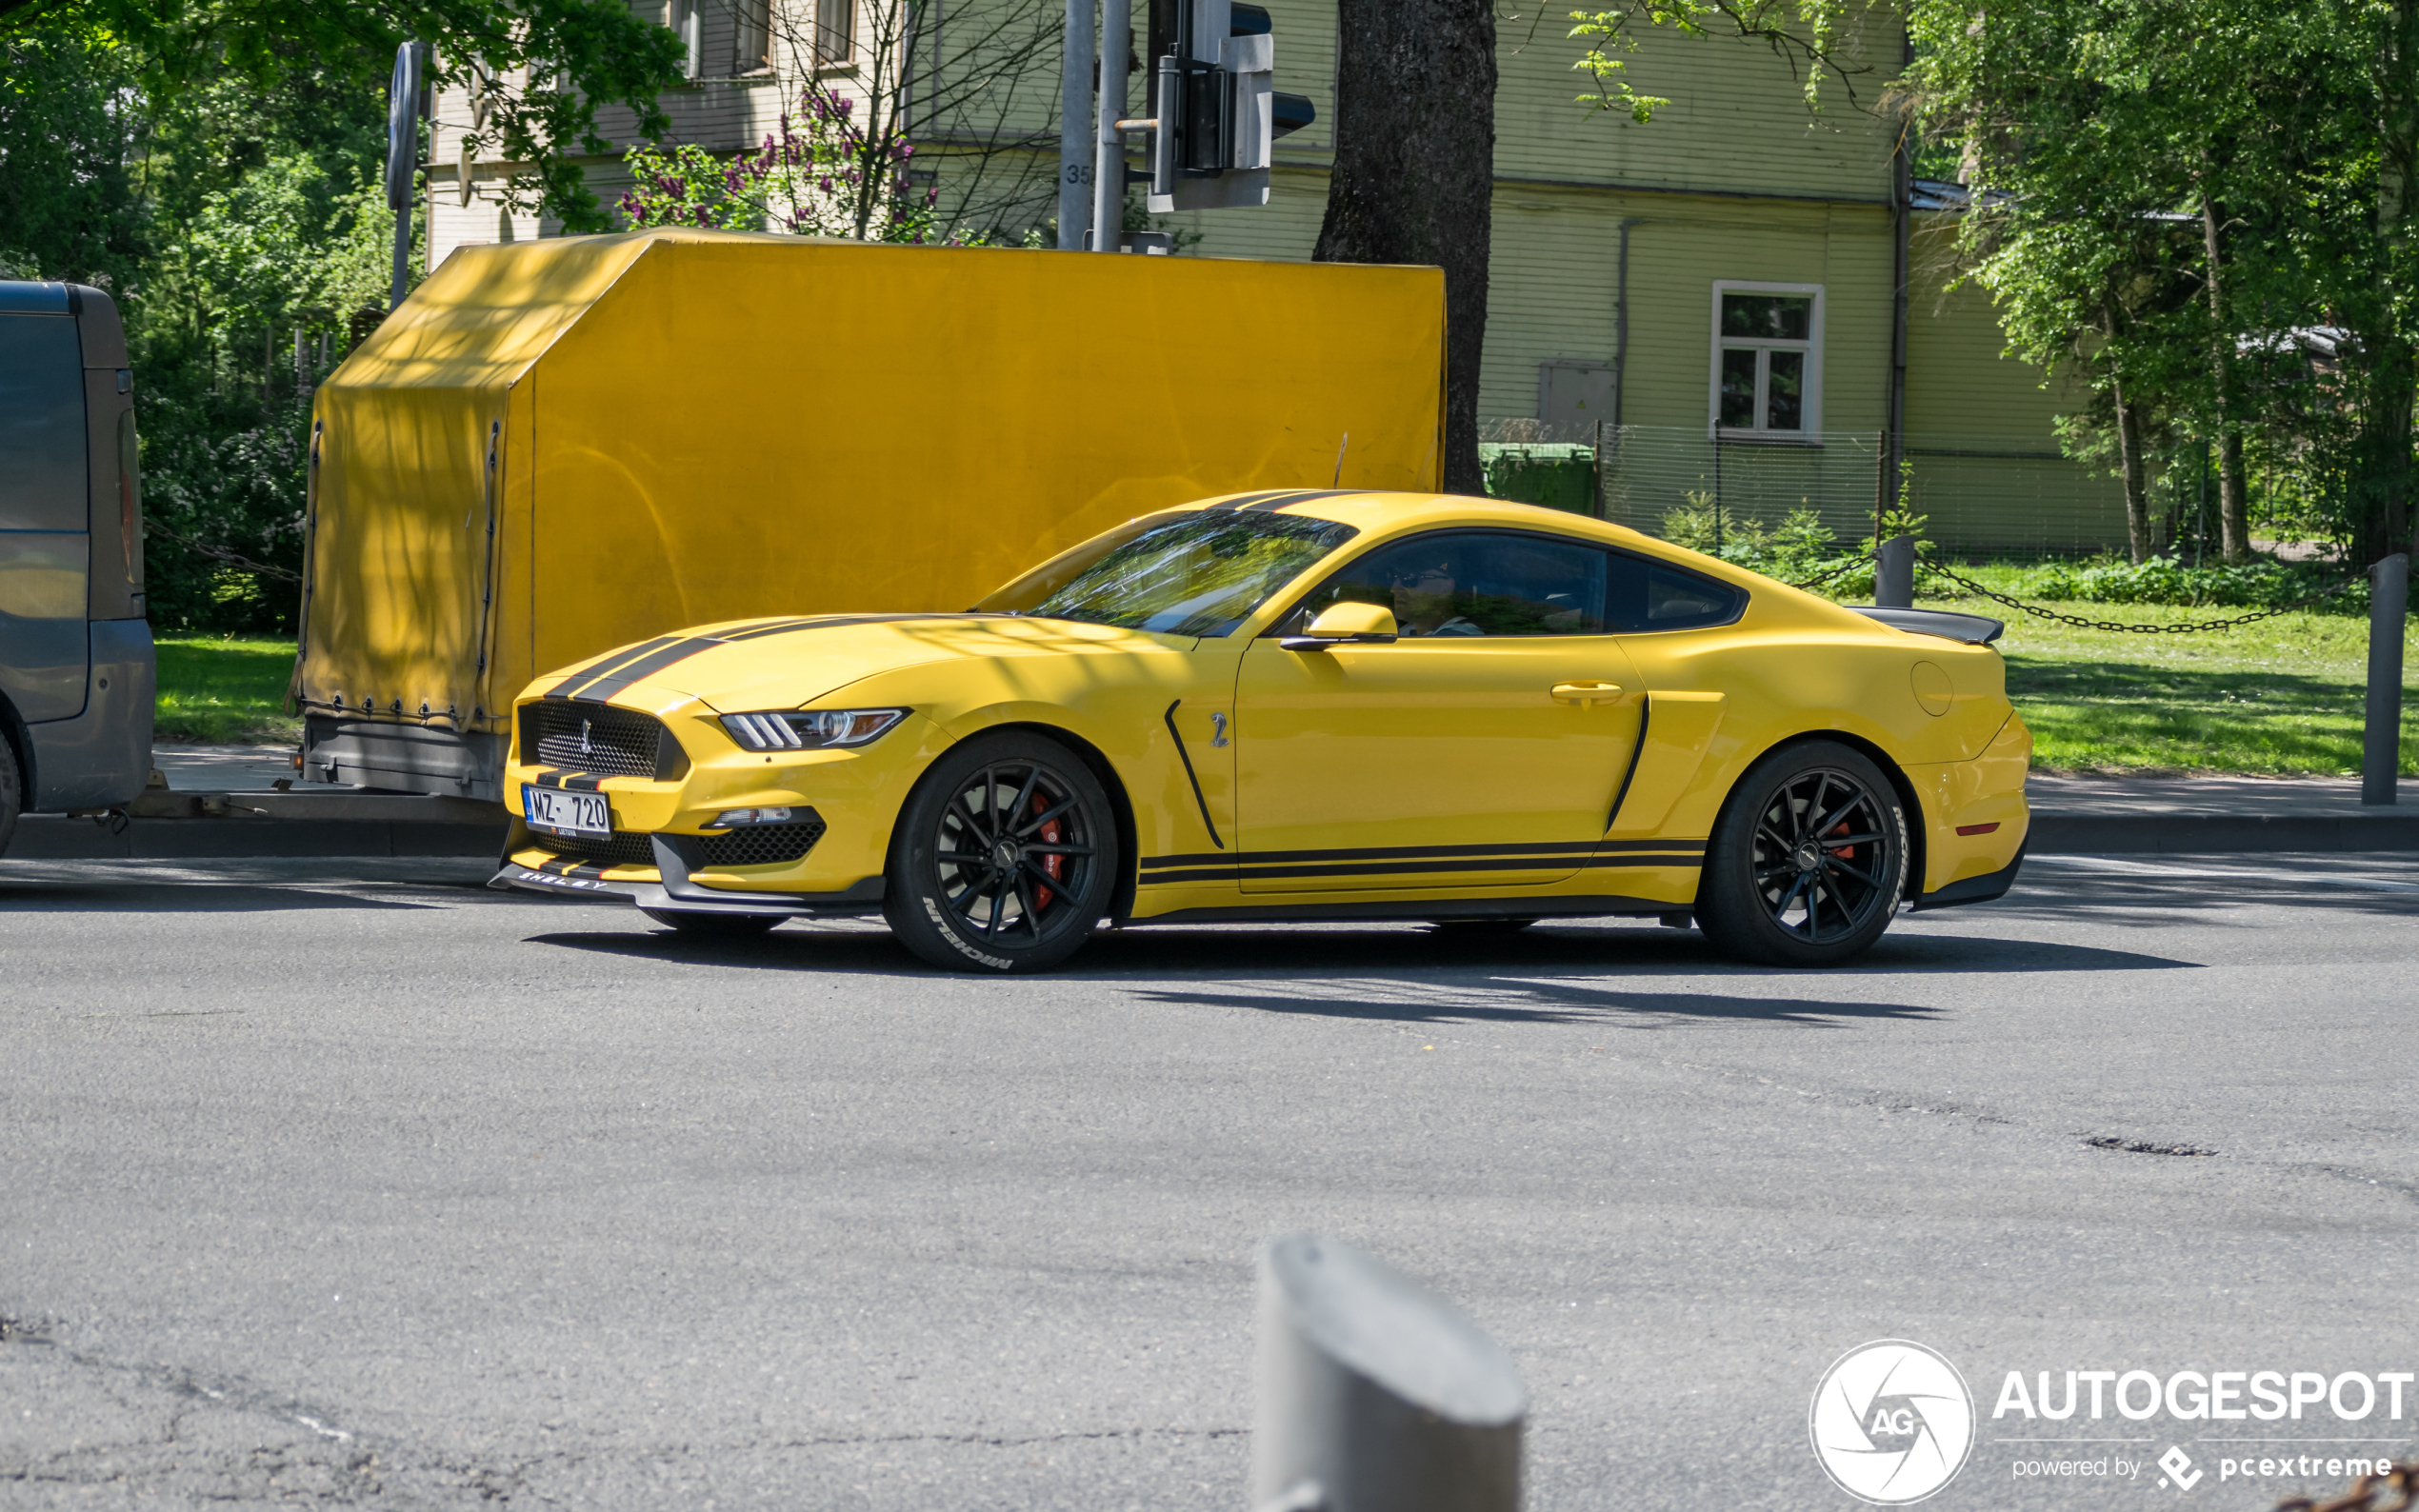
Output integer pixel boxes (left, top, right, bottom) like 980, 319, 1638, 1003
988, 510, 1359, 638
1605, 551, 1748, 632
0, 313, 89, 533
1289, 531, 1610, 637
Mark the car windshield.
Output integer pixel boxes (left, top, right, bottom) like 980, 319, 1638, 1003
977, 511, 1359, 638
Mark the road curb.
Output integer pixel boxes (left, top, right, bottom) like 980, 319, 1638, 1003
11, 814, 501, 860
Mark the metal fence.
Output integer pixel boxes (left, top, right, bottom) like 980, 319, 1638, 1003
1591, 426, 2133, 558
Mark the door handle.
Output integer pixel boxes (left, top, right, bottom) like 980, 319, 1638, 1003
1551, 681, 1625, 706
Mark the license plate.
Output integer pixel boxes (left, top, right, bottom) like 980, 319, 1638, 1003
524, 786, 610, 838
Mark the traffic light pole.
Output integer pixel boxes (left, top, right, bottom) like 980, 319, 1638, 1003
1090, 0, 1130, 250
1056, 0, 1093, 250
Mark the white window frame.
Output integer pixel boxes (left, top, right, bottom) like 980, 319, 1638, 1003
1708, 280, 1825, 442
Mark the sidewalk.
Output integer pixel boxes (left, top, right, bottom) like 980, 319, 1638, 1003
8, 748, 2417, 861
2027, 772, 2418, 853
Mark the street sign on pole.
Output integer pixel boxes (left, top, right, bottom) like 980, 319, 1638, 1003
1057, 0, 1094, 250
1252, 1234, 1526, 1512
385, 41, 426, 312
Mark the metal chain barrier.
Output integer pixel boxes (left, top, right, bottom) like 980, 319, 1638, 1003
2273, 1460, 2418, 1512
1914, 555, 2369, 635
1783, 551, 1877, 593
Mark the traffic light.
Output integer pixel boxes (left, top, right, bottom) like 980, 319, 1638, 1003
1147, 0, 1315, 212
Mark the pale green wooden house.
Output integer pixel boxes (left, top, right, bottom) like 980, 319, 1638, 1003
425, 0, 2123, 553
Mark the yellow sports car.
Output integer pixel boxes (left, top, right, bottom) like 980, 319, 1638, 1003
491, 490, 2029, 971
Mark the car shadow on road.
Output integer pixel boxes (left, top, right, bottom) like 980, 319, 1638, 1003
525, 916, 2195, 992
1117, 980, 1950, 1028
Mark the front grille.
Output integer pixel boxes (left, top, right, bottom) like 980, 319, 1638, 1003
697, 818, 826, 868
520, 702, 675, 779
530, 828, 657, 868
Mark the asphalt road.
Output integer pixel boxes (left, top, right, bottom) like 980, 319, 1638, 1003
4, 851, 2416, 1510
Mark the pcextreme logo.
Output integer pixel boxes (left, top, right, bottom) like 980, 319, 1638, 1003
1810, 1340, 1978, 1504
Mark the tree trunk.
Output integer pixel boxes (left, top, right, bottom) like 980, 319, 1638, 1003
2218, 427, 2250, 559
2112, 369, 2153, 565
2200, 190, 2252, 563
1316, 0, 1496, 495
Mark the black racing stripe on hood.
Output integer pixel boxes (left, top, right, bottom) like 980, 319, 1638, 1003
718, 613, 960, 642
546, 615, 972, 705
1199, 491, 1298, 513
1234, 488, 1374, 513
561, 636, 730, 703
550, 634, 687, 700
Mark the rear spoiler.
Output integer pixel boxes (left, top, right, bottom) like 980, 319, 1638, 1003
1848, 606, 2006, 645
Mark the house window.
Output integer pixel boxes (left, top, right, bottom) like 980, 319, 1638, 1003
670, 0, 701, 79
735, 0, 771, 72
1709, 281, 1823, 439
815, 0, 854, 62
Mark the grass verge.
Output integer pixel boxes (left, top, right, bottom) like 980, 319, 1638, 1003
155, 637, 301, 746
1909, 583, 2417, 776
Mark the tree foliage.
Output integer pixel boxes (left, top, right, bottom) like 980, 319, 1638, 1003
620, 84, 947, 242
1905, 0, 2418, 563
0, 0, 685, 229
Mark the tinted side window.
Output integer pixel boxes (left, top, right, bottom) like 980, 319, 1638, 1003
1293, 531, 1609, 637
1606, 551, 1748, 632
0, 314, 88, 531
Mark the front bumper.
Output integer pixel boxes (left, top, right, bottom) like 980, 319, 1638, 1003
498, 697, 944, 902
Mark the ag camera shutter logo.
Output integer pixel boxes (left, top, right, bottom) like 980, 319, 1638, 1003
1809, 1340, 1977, 1504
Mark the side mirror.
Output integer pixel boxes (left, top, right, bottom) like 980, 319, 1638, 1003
1281, 601, 1399, 651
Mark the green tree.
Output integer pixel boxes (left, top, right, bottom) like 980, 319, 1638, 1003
0, 0, 686, 229
1906, 0, 2417, 565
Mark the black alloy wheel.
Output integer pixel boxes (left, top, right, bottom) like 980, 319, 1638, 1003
640, 907, 785, 937
884, 731, 1117, 974
1696, 741, 1909, 967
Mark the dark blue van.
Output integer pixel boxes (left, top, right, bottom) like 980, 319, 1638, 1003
0, 281, 153, 854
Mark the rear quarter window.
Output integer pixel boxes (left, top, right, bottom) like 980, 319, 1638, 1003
1607, 551, 1748, 633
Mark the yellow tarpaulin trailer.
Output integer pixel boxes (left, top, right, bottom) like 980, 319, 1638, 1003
294, 228, 1444, 799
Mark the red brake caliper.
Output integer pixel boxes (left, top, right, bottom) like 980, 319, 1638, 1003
1031, 790, 1063, 908
1825, 821, 1855, 864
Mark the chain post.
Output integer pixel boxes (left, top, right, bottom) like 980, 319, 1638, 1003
2364, 553, 2409, 806
1876, 536, 1916, 608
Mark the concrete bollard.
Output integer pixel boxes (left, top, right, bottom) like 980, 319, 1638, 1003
1876, 535, 1916, 609
2364, 552, 2409, 806
1250, 1234, 1526, 1512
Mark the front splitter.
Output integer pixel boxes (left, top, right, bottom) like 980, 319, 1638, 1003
490, 830, 887, 918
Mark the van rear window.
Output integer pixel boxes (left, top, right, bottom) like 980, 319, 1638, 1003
0, 314, 88, 532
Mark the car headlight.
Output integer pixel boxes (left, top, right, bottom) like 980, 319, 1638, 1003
719, 707, 908, 751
